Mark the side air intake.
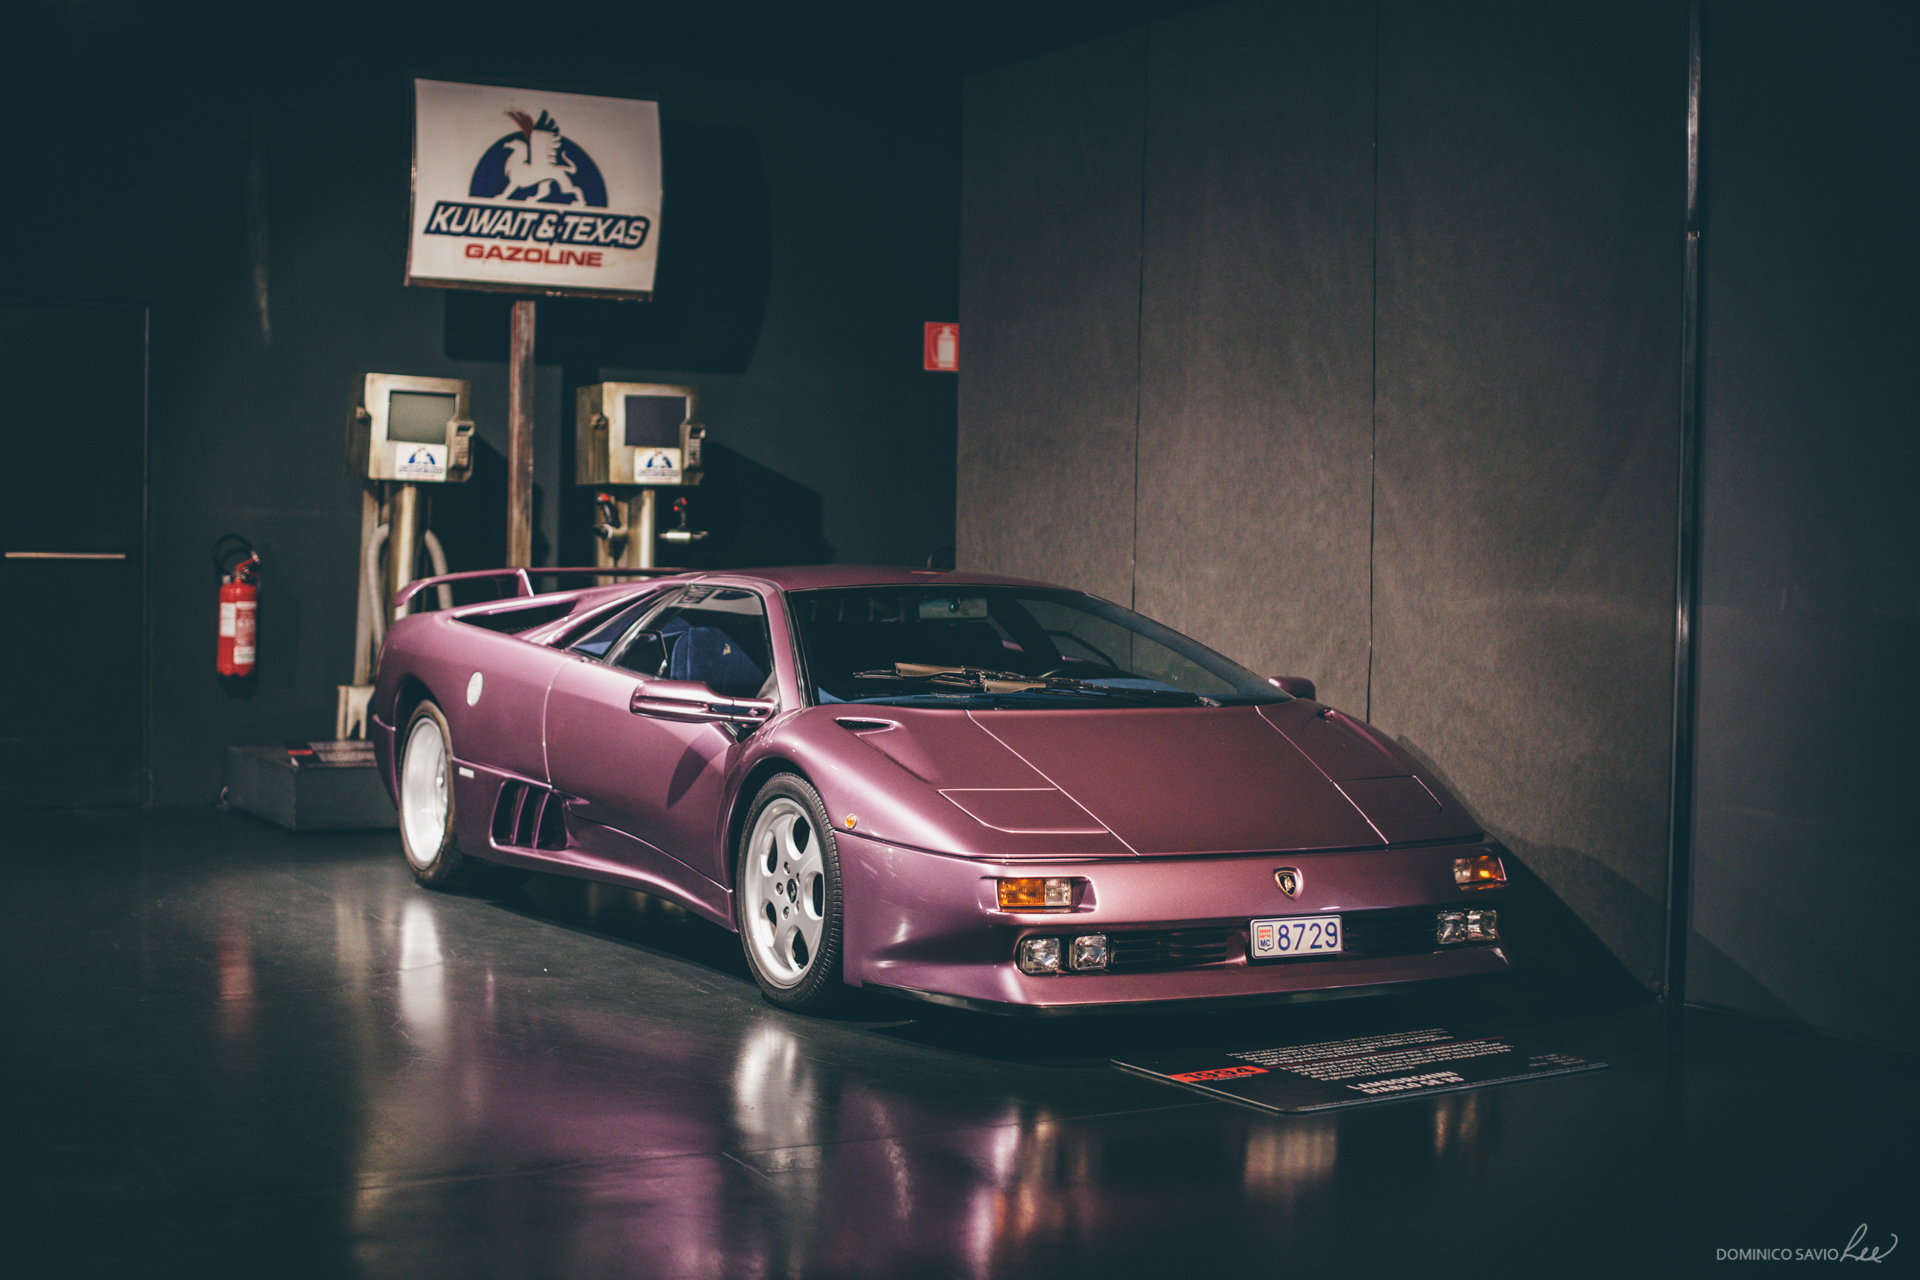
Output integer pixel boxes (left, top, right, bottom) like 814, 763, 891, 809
490, 780, 568, 851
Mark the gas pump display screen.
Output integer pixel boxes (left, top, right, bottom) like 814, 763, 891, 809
624, 395, 687, 448
389, 391, 457, 444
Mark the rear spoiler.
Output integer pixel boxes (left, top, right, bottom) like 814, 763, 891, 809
392, 566, 680, 613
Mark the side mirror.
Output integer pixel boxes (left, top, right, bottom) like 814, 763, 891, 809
630, 678, 774, 726
1268, 675, 1316, 701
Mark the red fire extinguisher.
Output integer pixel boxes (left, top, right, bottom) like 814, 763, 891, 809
215, 535, 260, 678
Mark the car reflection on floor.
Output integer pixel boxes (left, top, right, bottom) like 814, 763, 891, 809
6, 812, 1906, 1279
311, 868, 1523, 1279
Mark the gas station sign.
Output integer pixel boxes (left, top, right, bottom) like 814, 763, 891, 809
406, 78, 662, 300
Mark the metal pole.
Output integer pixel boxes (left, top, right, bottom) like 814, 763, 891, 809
350, 485, 379, 685
506, 300, 536, 567
1663, 0, 1704, 1006
389, 482, 421, 620
631, 489, 656, 569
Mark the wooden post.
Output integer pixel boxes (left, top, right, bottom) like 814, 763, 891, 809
506, 299, 536, 567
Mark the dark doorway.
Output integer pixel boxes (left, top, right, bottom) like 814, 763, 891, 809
0, 302, 147, 806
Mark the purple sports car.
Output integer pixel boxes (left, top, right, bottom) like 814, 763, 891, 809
372, 566, 1512, 1014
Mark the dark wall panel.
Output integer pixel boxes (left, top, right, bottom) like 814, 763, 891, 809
1136, 2, 1375, 708
1371, 0, 1685, 989
3, 3, 960, 805
1689, 0, 1917, 1050
957, 32, 1146, 605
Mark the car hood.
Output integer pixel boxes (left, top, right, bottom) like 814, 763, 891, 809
951, 703, 1475, 855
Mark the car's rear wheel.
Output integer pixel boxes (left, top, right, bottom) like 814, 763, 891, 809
398, 701, 467, 887
736, 774, 844, 1012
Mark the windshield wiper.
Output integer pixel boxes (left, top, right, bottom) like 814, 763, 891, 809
1019, 681, 1218, 706
852, 665, 1040, 693
850, 665, 1217, 705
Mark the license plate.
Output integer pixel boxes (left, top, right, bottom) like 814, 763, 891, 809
1250, 914, 1344, 958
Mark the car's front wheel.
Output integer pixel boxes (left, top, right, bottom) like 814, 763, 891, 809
398, 700, 467, 887
735, 774, 844, 1012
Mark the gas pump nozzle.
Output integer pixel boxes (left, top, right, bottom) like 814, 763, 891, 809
660, 495, 709, 546
592, 491, 627, 544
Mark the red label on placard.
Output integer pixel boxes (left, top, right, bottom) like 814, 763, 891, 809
924, 322, 958, 372
1169, 1065, 1269, 1083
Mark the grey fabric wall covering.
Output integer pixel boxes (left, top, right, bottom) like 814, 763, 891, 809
959, 32, 1147, 607
1137, 3, 1376, 713
1371, 0, 1684, 990
959, 0, 1684, 990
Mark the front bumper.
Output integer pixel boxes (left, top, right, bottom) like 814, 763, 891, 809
837, 834, 1513, 1014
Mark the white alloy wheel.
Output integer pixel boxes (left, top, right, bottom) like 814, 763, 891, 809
741, 796, 829, 988
399, 704, 456, 878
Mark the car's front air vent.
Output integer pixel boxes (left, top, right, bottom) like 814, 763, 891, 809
1106, 928, 1237, 973
456, 602, 575, 635
1339, 906, 1492, 954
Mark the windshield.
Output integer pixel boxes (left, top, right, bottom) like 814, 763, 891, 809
787, 586, 1289, 709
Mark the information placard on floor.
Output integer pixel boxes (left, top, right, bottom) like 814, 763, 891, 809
1114, 1027, 1605, 1113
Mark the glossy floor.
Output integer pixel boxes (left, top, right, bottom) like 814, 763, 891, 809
1, 810, 1909, 1278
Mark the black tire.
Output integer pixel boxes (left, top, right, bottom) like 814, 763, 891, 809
734, 774, 845, 1012
397, 701, 468, 888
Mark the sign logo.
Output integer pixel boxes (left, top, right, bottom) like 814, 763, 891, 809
1274, 867, 1302, 899
423, 110, 650, 255
395, 444, 447, 482
471, 110, 606, 206
634, 449, 681, 484
408, 80, 662, 298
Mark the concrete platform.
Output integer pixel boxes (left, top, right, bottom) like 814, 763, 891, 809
223, 744, 396, 831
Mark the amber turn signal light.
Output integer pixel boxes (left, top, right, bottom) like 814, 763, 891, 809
996, 877, 1076, 910
1453, 854, 1506, 888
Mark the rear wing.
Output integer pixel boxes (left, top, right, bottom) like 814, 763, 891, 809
392, 566, 680, 613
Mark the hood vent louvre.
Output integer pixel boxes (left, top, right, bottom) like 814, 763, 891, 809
835, 718, 897, 733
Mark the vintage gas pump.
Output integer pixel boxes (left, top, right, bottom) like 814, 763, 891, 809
340, 373, 475, 736
575, 382, 707, 571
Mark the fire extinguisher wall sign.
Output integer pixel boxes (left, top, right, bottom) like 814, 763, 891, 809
216, 535, 260, 678
923, 323, 958, 372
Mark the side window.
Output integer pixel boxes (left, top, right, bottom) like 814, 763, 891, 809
611, 587, 775, 700
568, 595, 662, 659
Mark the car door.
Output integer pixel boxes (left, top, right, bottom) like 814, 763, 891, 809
544, 584, 778, 885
